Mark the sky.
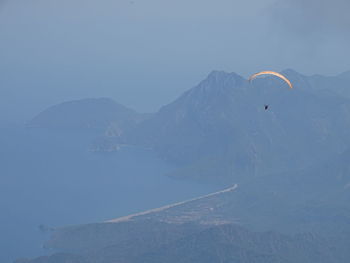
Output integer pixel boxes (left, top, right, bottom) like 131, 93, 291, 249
1, 0, 349, 121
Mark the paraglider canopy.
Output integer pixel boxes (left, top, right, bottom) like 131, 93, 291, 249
249, 71, 293, 89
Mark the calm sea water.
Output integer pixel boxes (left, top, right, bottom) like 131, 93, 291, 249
0, 124, 217, 262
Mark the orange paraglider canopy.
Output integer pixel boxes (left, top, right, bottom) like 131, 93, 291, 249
249, 71, 293, 89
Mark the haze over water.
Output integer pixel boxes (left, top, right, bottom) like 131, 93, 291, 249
0, 124, 217, 262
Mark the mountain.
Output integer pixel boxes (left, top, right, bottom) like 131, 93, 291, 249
281, 69, 350, 98
28, 98, 148, 133
19, 70, 350, 262
101, 70, 350, 183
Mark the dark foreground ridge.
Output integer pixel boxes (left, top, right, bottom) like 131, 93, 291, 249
19, 176, 350, 263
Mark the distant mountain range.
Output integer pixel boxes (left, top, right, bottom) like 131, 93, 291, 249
90, 70, 350, 183
27, 70, 350, 183
28, 98, 149, 133
21, 70, 350, 263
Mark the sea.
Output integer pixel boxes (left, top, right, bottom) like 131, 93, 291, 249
0, 123, 217, 262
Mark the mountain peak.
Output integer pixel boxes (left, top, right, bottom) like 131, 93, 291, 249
28, 98, 142, 131
193, 70, 247, 94
206, 70, 245, 81
280, 68, 305, 77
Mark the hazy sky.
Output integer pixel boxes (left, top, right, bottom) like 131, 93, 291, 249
1, 0, 349, 121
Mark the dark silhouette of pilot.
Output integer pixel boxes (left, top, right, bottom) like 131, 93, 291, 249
264, 105, 269, 110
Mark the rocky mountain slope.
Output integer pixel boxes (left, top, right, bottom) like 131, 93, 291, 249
101, 70, 350, 183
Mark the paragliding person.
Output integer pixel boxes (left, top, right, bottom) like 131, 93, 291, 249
249, 71, 293, 111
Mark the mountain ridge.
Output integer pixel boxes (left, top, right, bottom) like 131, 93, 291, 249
100, 69, 350, 183
28, 98, 148, 132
